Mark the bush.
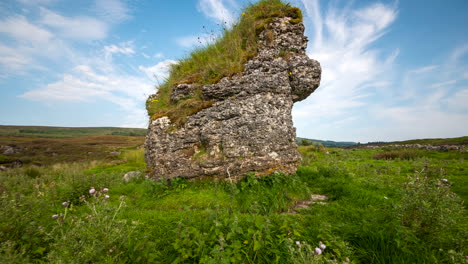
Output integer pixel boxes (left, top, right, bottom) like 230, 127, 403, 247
396, 166, 466, 260
46, 188, 135, 263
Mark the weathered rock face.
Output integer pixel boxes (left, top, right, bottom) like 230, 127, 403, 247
145, 17, 321, 180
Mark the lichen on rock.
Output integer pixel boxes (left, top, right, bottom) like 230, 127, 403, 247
145, 3, 321, 180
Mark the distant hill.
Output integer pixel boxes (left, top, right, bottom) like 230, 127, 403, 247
363, 136, 468, 146
389, 136, 468, 146
297, 137, 357, 148
0, 125, 147, 138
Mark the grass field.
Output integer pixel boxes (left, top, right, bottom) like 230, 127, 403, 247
0, 136, 466, 263
0, 135, 145, 166
0, 125, 147, 138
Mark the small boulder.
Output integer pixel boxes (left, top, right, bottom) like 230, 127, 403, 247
123, 171, 142, 182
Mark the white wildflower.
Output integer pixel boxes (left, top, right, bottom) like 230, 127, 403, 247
315, 247, 322, 255
319, 241, 326, 250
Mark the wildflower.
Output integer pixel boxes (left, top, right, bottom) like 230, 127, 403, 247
241, 13, 245, 16
80, 194, 86, 200
104, 195, 110, 200
289, 72, 293, 75
89, 188, 96, 195
243, 240, 249, 245
295, 241, 301, 247
319, 241, 326, 250
383, 196, 388, 200
52, 214, 59, 219
102, 188, 109, 193
441, 178, 448, 183
62, 201, 69, 207
151, 99, 159, 102
314, 247, 322, 255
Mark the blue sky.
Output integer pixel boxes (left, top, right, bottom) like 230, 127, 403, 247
0, 0, 467, 142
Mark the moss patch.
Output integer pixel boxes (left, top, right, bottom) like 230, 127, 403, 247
146, 0, 303, 126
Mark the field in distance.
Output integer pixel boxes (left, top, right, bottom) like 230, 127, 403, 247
0, 125, 147, 138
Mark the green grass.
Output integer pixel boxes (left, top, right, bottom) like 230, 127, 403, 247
1, 144, 466, 263
393, 136, 468, 146
146, 0, 303, 126
0, 125, 147, 138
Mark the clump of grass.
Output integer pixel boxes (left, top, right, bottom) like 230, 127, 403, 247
372, 149, 421, 160
146, 0, 303, 126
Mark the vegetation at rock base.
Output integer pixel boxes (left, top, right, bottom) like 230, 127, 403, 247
1, 134, 467, 263
146, 0, 302, 126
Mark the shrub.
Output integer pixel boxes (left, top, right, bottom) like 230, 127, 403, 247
46, 188, 135, 263
396, 166, 466, 259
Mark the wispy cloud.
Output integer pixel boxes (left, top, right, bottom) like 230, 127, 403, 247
0, 15, 53, 44
16, 0, 57, 6
139, 59, 178, 84
104, 41, 135, 61
94, 0, 131, 23
293, 0, 398, 140
40, 8, 108, 41
431, 80, 456, 88
410, 65, 439, 74
20, 60, 160, 127
197, 0, 237, 26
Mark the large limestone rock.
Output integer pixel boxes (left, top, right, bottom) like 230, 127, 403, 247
145, 17, 321, 180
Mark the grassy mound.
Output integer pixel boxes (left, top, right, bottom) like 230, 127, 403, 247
146, 0, 302, 126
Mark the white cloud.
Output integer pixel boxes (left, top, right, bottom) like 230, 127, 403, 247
445, 88, 468, 112
16, 0, 57, 5
431, 80, 456, 88
293, 0, 398, 140
103, 42, 135, 61
94, 0, 131, 23
40, 8, 108, 40
410, 65, 439, 74
20, 62, 158, 127
464, 72, 468, 79
0, 43, 32, 74
104, 44, 134, 55
154, 52, 164, 59
0, 15, 53, 44
139, 59, 178, 84
197, 0, 237, 26
450, 44, 468, 63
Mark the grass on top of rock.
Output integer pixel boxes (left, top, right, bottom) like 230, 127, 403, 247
146, 0, 302, 126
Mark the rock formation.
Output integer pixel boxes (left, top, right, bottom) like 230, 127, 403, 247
145, 16, 321, 180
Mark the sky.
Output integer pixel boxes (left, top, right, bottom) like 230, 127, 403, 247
0, 0, 467, 142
